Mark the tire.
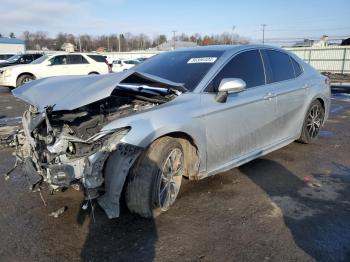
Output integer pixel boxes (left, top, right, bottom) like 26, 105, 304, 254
298, 100, 325, 144
88, 72, 99, 75
125, 137, 184, 218
16, 74, 35, 87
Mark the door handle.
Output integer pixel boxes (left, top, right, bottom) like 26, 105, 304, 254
303, 84, 310, 89
263, 92, 275, 100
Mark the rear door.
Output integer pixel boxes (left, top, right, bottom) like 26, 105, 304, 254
261, 49, 308, 141
201, 50, 278, 173
32, 54, 43, 62
67, 54, 90, 75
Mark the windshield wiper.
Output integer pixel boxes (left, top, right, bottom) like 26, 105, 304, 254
117, 84, 171, 96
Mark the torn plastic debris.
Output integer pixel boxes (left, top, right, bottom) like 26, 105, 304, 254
303, 175, 322, 188
49, 206, 68, 218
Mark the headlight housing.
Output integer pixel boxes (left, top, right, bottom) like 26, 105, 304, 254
3, 69, 12, 77
48, 127, 131, 156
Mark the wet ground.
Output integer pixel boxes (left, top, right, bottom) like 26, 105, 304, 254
0, 85, 350, 262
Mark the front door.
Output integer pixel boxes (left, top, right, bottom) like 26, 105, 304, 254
44, 55, 70, 77
201, 50, 277, 174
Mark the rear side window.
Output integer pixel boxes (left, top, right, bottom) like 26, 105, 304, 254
49, 55, 68, 65
262, 50, 295, 83
290, 57, 303, 77
87, 55, 107, 63
68, 55, 89, 64
209, 50, 265, 91
22, 54, 34, 63
33, 54, 43, 60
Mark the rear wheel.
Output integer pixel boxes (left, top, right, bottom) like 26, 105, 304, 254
16, 74, 35, 87
125, 137, 184, 218
298, 100, 325, 143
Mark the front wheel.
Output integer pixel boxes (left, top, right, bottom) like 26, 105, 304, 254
16, 74, 35, 87
298, 100, 325, 143
125, 137, 184, 218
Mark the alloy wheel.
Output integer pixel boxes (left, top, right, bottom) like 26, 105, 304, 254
158, 148, 184, 211
22, 77, 32, 85
306, 104, 323, 138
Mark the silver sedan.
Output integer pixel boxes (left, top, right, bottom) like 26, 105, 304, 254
10, 45, 330, 219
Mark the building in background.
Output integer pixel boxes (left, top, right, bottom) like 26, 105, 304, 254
61, 42, 75, 52
292, 39, 315, 47
0, 37, 25, 53
313, 35, 329, 47
150, 40, 197, 51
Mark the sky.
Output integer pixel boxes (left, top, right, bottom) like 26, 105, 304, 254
1, 0, 350, 43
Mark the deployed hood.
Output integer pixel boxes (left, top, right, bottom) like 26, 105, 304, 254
12, 71, 186, 112
12, 72, 131, 112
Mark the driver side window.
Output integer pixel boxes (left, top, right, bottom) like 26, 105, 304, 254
49, 55, 68, 66
207, 50, 265, 92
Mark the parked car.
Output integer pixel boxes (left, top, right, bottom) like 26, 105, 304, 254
0, 53, 110, 88
0, 53, 44, 68
135, 57, 148, 63
0, 53, 16, 62
112, 59, 140, 72
8, 45, 330, 219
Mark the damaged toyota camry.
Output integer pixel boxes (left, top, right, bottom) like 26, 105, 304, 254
6, 45, 330, 219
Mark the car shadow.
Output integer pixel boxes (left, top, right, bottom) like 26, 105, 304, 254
79, 155, 158, 262
239, 158, 350, 262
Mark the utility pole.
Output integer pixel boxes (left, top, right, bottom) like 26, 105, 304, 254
231, 25, 236, 45
118, 34, 121, 52
107, 36, 110, 52
172, 30, 176, 50
78, 36, 82, 52
261, 24, 267, 44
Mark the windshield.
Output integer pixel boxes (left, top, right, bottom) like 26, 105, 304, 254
134, 50, 223, 91
31, 54, 50, 64
6, 54, 22, 62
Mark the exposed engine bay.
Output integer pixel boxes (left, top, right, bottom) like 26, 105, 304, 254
6, 73, 183, 218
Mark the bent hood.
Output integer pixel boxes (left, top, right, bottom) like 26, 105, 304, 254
12, 72, 131, 112
12, 71, 186, 112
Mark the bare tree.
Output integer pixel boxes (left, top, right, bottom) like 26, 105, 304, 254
20, 30, 249, 52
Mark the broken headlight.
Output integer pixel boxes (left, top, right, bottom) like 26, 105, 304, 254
65, 127, 130, 156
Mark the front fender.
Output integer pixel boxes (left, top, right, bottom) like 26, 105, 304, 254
101, 93, 207, 172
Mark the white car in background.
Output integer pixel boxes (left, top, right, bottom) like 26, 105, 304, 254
0, 53, 16, 62
0, 53, 110, 88
112, 59, 140, 72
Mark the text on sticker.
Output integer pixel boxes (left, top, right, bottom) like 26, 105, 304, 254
187, 57, 217, 64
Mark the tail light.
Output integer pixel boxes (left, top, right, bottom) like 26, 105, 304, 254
325, 77, 331, 86
105, 61, 112, 73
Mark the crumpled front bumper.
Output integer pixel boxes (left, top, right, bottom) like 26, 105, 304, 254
10, 109, 143, 218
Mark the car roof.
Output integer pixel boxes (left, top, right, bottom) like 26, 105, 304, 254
174, 44, 284, 54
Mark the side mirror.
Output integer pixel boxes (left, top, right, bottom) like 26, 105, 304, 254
43, 60, 52, 66
215, 78, 246, 103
